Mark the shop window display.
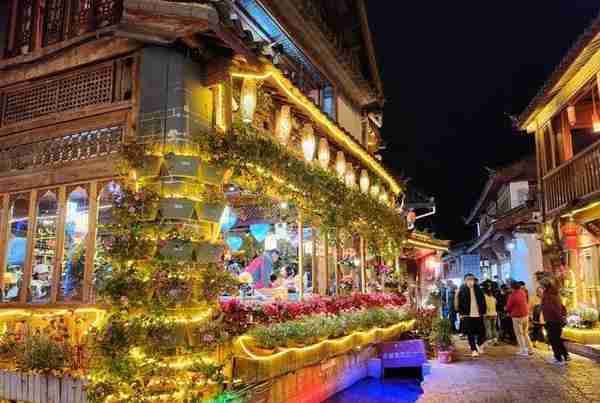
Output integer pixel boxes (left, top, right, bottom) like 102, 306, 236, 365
29, 190, 59, 303
3, 194, 30, 302
59, 187, 89, 302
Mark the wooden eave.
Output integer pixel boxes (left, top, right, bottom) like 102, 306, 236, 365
256, 0, 379, 109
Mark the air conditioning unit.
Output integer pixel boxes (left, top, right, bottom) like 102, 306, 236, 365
532, 211, 543, 223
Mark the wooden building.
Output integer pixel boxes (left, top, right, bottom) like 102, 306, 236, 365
518, 12, 600, 343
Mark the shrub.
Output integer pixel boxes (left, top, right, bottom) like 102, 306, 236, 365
429, 317, 454, 351
16, 334, 69, 373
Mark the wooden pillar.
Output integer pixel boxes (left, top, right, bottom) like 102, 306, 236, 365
323, 230, 329, 295
0, 195, 10, 298
83, 181, 99, 302
311, 228, 317, 295
333, 229, 339, 296
223, 75, 234, 131
6, 0, 18, 57
298, 212, 304, 300
360, 237, 366, 293
51, 186, 68, 303
561, 111, 573, 161
20, 190, 37, 303
548, 123, 557, 170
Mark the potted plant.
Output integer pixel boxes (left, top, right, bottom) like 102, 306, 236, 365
429, 317, 454, 363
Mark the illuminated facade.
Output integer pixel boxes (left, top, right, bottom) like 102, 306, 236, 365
518, 13, 600, 323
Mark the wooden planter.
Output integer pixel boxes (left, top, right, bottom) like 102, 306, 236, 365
195, 242, 224, 264
199, 162, 228, 186
196, 202, 225, 224
0, 370, 87, 403
159, 239, 196, 260
137, 155, 162, 179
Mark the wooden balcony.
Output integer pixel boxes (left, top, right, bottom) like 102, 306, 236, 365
543, 139, 600, 216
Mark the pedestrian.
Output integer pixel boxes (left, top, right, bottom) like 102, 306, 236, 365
447, 281, 459, 333
542, 282, 569, 365
506, 282, 534, 356
457, 273, 487, 357
519, 281, 529, 302
483, 287, 499, 345
530, 286, 545, 346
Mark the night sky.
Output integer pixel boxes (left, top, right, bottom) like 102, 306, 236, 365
367, 1, 600, 243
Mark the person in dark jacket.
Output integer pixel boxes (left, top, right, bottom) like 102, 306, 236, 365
457, 273, 487, 356
542, 283, 569, 364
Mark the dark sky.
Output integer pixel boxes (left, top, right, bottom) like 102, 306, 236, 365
367, 1, 600, 243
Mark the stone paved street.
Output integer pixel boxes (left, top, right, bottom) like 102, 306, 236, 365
326, 340, 600, 403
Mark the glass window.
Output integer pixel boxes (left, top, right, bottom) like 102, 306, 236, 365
29, 190, 59, 303
59, 186, 89, 302
322, 86, 336, 121
581, 247, 600, 307
92, 181, 121, 303
3, 194, 30, 302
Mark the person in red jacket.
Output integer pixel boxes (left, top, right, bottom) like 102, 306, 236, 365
542, 283, 569, 364
505, 282, 533, 356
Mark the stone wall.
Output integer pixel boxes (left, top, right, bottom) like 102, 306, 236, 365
250, 346, 377, 403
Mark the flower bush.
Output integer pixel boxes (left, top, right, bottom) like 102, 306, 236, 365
248, 307, 412, 349
15, 334, 70, 374
568, 306, 599, 328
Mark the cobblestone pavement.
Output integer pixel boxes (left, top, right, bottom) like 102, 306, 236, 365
420, 340, 600, 403
326, 340, 600, 403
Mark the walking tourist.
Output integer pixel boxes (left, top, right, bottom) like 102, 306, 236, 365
448, 282, 459, 333
530, 286, 545, 346
542, 282, 569, 365
483, 287, 499, 344
457, 273, 487, 357
506, 282, 533, 356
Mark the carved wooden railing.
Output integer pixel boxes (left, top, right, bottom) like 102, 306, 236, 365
5, 0, 124, 58
0, 126, 123, 174
543, 139, 600, 215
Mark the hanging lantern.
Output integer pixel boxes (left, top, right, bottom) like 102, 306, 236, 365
379, 188, 389, 204
301, 123, 316, 162
335, 151, 346, 179
345, 165, 356, 188
240, 78, 257, 123
567, 105, 576, 126
275, 105, 292, 144
317, 138, 330, 169
370, 182, 380, 198
561, 220, 578, 250
359, 169, 370, 194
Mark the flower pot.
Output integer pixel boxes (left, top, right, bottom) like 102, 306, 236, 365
163, 154, 200, 178
437, 350, 453, 363
160, 197, 197, 220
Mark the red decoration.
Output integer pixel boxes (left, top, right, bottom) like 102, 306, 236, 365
562, 221, 579, 250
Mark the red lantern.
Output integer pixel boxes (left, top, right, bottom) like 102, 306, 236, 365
562, 221, 579, 250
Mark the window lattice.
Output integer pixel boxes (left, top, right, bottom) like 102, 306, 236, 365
95, 0, 122, 28
43, 0, 67, 47
15, 0, 35, 55
2, 64, 114, 126
70, 0, 94, 37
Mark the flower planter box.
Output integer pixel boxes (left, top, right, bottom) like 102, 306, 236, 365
195, 242, 224, 264
196, 202, 226, 224
159, 239, 196, 260
163, 155, 200, 178
0, 370, 87, 403
161, 180, 204, 199
199, 162, 228, 186
137, 155, 162, 178
160, 197, 197, 220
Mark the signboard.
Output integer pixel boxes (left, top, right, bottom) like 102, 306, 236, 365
381, 340, 426, 368
461, 254, 481, 279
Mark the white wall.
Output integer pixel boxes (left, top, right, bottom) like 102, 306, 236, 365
337, 96, 363, 144
510, 232, 543, 293
509, 181, 530, 209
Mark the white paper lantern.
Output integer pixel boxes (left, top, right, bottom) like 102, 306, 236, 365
240, 78, 257, 123
275, 105, 292, 144
335, 151, 346, 179
359, 169, 370, 194
302, 123, 316, 162
370, 182, 380, 198
317, 138, 330, 169
345, 165, 356, 188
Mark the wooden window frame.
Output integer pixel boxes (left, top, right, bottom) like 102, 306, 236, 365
0, 178, 116, 307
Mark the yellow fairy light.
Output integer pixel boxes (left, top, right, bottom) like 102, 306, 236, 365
335, 151, 346, 179
275, 105, 293, 144
240, 78, 257, 123
230, 66, 402, 194
359, 169, 370, 194
317, 137, 330, 169
301, 123, 316, 162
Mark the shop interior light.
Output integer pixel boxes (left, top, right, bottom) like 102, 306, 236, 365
593, 87, 600, 133
567, 105, 576, 126
301, 123, 316, 162
317, 137, 330, 169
